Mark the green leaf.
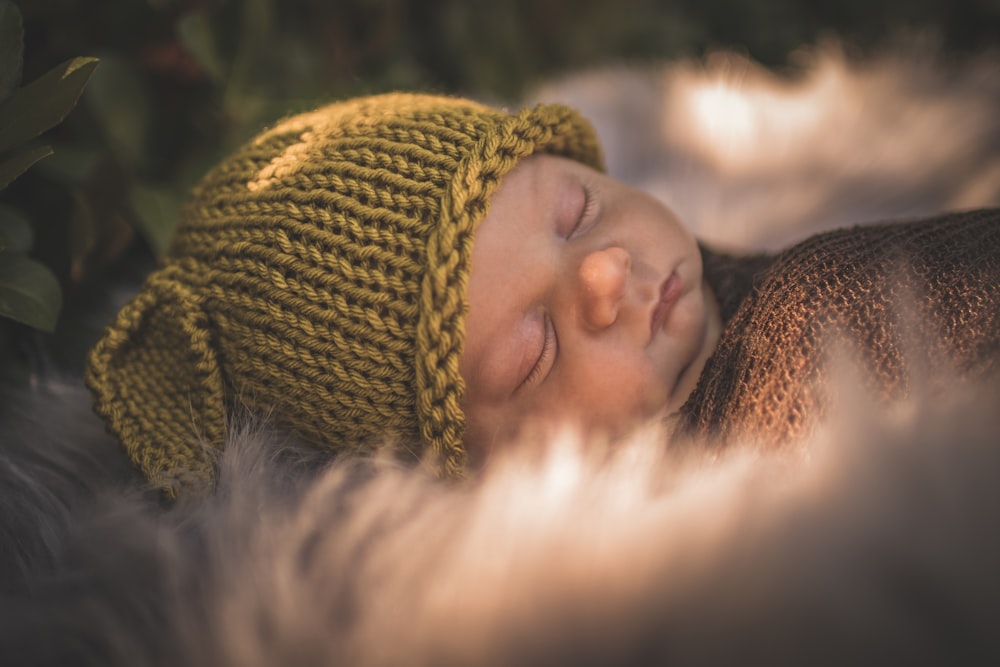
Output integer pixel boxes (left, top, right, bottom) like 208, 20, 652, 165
0, 143, 53, 190
0, 0, 24, 103
31, 141, 102, 185
0, 252, 62, 332
0, 203, 32, 253
84, 56, 148, 167
129, 183, 181, 256
0, 56, 99, 154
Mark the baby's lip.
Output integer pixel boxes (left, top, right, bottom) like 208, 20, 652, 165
649, 271, 682, 339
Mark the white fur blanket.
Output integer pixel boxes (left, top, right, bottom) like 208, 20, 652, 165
2, 41, 1000, 666
529, 38, 1000, 250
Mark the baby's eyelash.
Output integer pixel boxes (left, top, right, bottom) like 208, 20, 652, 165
520, 314, 556, 389
569, 183, 599, 238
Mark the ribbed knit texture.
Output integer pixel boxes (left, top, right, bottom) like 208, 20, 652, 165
86, 93, 603, 497
682, 208, 1000, 447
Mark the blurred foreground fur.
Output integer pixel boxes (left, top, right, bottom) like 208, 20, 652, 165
3, 365, 1000, 666
3, 39, 1000, 665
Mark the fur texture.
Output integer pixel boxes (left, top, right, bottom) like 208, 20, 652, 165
3, 374, 1000, 666
3, 41, 1000, 666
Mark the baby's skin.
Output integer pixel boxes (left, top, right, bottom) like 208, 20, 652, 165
459, 154, 721, 463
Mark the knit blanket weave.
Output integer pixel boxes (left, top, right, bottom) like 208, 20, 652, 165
681, 207, 1000, 447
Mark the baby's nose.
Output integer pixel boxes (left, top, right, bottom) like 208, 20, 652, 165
578, 246, 630, 329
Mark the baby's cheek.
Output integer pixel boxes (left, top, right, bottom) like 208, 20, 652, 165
564, 361, 668, 433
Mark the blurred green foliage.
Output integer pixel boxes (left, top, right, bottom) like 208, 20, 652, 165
2, 0, 998, 377
0, 1, 96, 341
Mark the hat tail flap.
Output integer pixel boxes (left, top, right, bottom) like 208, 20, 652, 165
85, 274, 226, 498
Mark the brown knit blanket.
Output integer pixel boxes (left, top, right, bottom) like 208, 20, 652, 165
680, 207, 1000, 447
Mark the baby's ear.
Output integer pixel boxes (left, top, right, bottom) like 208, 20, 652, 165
86, 274, 226, 498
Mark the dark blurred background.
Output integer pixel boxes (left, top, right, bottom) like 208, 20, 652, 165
2, 0, 999, 379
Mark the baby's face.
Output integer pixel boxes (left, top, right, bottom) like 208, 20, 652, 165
459, 154, 720, 464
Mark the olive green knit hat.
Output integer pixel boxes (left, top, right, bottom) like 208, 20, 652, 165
86, 92, 603, 496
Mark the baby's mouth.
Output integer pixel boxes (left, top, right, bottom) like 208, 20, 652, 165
649, 271, 682, 339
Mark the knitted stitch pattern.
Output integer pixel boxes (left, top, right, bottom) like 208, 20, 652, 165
684, 208, 1000, 448
86, 93, 603, 496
